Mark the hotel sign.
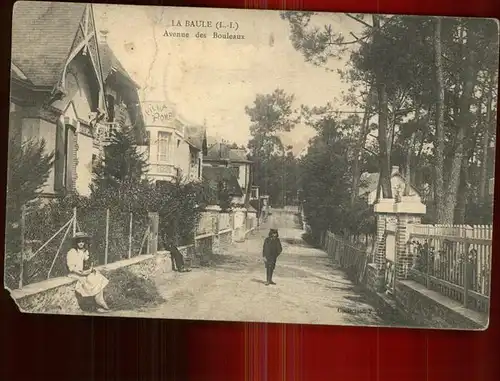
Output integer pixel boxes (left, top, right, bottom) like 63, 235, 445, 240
143, 101, 176, 126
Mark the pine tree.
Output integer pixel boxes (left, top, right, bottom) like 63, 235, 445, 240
5, 132, 54, 286
91, 126, 149, 196
6, 131, 54, 221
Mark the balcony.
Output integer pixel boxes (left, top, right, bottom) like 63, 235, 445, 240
93, 122, 120, 148
148, 163, 178, 181
113, 103, 129, 128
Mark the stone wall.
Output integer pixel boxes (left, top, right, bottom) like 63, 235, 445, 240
10, 253, 170, 314
394, 280, 487, 330
365, 263, 380, 294
362, 266, 488, 329
10, 207, 259, 313
324, 196, 489, 329
219, 230, 233, 248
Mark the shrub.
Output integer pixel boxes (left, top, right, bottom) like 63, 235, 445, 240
4, 124, 211, 288
155, 179, 204, 247
102, 268, 165, 311
5, 132, 54, 289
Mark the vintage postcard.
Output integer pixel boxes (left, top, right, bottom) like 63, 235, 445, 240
5, 1, 499, 330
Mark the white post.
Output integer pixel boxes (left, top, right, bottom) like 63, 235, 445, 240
72, 207, 77, 236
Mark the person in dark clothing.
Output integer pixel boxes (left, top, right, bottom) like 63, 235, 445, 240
165, 239, 191, 273
262, 228, 282, 286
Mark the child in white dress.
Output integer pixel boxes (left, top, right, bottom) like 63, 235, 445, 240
66, 232, 110, 312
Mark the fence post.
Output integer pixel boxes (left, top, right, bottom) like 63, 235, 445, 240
104, 208, 110, 265
128, 212, 133, 259
147, 212, 159, 255
213, 208, 221, 254
426, 239, 431, 289
463, 242, 470, 308
230, 212, 235, 243
72, 207, 77, 236
19, 204, 26, 289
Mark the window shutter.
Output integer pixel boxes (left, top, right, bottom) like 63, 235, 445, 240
54, 120, 65, 192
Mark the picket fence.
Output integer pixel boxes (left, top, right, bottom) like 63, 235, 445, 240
321, 223, 492, 315
407, 224, 492, 313
323, 231, 367, 282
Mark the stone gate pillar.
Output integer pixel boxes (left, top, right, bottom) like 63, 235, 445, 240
394, 196, 426, 280
372, 198, 396, 292
206, 205, 221, 254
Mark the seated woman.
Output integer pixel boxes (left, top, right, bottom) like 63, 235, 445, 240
66, 232, 110, 312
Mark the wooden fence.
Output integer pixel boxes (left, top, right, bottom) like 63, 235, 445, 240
323, 232, 367, 282
6, 206, 152, 290
407, 224, 492, 313
7, 205, 257, 289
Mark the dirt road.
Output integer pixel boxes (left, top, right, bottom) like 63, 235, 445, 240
114, 210, 395, 326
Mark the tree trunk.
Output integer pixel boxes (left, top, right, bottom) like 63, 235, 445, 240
404, 132, 416, 196
413, 131, 426, 189
456, 99, 480, 223
375, 173, 382, 204
479, 81, 493, 201
454, 155, 469, 224
351, 94, 372, 206
441, 25, 479, 224
433, 17, 447, 222
373, 15, 392, 200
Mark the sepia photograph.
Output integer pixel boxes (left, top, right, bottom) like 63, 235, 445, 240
4, 1, 499, 330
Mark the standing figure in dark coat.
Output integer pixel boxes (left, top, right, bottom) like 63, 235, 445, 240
262, 229, 282, 286
165, 238, 191, 273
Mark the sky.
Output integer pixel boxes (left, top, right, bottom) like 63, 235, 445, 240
93, 5, 363, 155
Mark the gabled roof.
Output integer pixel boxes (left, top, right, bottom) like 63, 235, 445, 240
228, 148, 249, 162
205, 141, 251, 163
11, 2, 87, 88
358, 172, 380, 196
99, 40, 140, 89
98, 40, 146, 140
11, 63, 31, 83
202, 166, 243, 197
185, 125, 207, 152
358, 166, 420, 196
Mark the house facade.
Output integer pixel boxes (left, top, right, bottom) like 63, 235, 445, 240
203, 141, 253, 206
10, 3, 146, 199
359, 166, 422, 205
10, 3, 108, 198
97, 30, 146, 145
140, 101, 206, 185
